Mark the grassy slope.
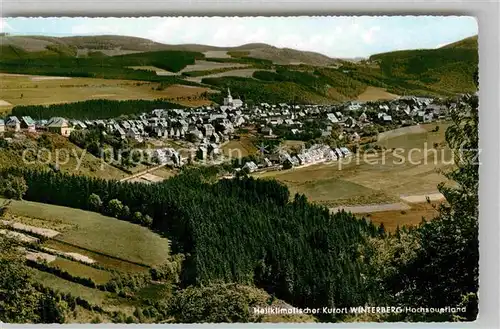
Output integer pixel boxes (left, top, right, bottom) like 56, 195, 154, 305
50, 257, 114, 284
3, 198, 171, 267
0, 73, 214, 108
0, 133, 127, 180
441, 35, 478, 49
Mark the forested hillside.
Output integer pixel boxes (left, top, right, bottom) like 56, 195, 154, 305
0, 35, 479, 107
0, 166, 382, 319
11, 99, 184, 120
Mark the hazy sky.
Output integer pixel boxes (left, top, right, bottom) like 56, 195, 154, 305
1, 16, 478, 58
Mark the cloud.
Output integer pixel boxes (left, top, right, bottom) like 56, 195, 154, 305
362, 26, 381, 44
0, 18, 14, 32
1, 16, 479, 58
71, 24, 120, 35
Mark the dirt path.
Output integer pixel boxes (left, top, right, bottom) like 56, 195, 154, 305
0, 229, 39, 243
400, 193, 444, 203
1, 220, 60, 238
42, 247, 95, 264
25, 250, 57, 263
331, 202, 411, 214
120, 163, 167, 182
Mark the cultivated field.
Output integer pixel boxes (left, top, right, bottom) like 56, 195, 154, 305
366, 202, 442, 232
185, 68, 272, 83
0, 74, 214, 109
50, 257, 114, 284
254, 123, 453, 229
128, 66, 175, 75
203, 50, 231, 58
28, 268, 136, 314
2, 198, 171, 268
180, 60, 248, 73
356, 86, 399, 102
0, 195, 175, 320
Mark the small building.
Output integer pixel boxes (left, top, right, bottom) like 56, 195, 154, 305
262, 158, 272, 167
196, 146, 208, 160
0, 119, 4, 133
340, 147, 352, 157
126, 128, 142, 142
21, 116, 36, 132
203, 124, 215, 137
46, 117, 72, 137
327, 113, 339, 123
6, 116, 21, 132
261, 127, 273, 136
242, 161, 258, 173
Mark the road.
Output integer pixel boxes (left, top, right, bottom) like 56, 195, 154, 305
331, 202, 411, 214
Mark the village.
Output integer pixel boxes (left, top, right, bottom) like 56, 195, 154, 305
0, 89, 453, 175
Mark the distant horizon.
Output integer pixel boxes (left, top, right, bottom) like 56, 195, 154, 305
1, 17, 478, 58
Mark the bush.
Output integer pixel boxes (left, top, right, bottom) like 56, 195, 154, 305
141, 215, 153, 227
121, 205, 131, 220
0, 174, 28, 200
107, 199, 124, 218
132, 211, 143, 224
169, 284, 269, 323
88, 193, 103, 212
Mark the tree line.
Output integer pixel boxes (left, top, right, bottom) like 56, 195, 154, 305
11, 99, 184, 120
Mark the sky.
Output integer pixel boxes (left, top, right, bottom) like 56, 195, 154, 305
1, 16, 478, 58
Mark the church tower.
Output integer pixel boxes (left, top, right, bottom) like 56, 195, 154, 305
224, 87, 233, 106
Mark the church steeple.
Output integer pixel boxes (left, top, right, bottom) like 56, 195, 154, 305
224, 87, 233, 106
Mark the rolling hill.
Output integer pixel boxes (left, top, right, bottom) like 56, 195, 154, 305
368, 35, 478, 94
0, 34, 478, 108
0, 34, 339, 66
441, 35, 478, 49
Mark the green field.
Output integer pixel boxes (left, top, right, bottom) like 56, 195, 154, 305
29, 268, 136, 315
29, 268, 112, 306
4, 198, 171, 267
43, 240, 147, 273
50, 257, 114, 284
0, 74, 214, 112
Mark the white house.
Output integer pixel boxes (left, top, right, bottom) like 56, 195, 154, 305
243, 161, 258, 173
6, 116, 21, 132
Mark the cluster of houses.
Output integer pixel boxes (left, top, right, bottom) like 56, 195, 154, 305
1, 90, 450, 143
0, 116, 73, 136
240, 144, 353, 173
0, 90, 455, 173
149, 148, 182, 167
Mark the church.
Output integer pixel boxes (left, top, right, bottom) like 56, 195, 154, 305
223, 88, 243, 108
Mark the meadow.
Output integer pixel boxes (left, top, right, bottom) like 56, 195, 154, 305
3, 198, 171, 268
0, 73, 214, 111
221, 136, 258, 158
254, 122, 452, 216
